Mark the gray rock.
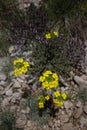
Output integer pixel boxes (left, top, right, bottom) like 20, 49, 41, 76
28, 77, 36, 84
0, 85, 4, 91
83, 103, 87, 114
74, 75, 87, 89
18, 74, 26, 80
60, 114, 69, 123
21, 107, 30, 114
17, 78, 24, 83
1, 82, 13, 95
9, 45, 16, 54
80, 116, 87, 126
0, 57, 10, 67
76, 101, 82, 108
6, 89, 13, 96
2, 98, 9, 107
0, 74, 7, 81
11, 92, 21, 102
74, 106, 83, 119
62, 123, 74, 130
64, 101, 73, 109
12, 79, 21, 88
0, 81, 6, 86
16, 114, 27, 128
32, 82, 37, 91
23, 51, 32, 56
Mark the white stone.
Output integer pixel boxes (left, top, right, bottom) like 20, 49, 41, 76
83, 103, 87, 114
74, 75, 87, 89
60, 114, 69, 123
64, 101, 73, 109
6, 89, 13, 96
9, 46, 16, 54
62, 123, 74, 130
0, 74, 7, 81
0, 81, 6, 86
16, 115, 27, 128
76, 101, 82, 107
11, 92, 21, 102
74, 106, 83, 119
2, 98, 9, 107
12, 79, 21, 88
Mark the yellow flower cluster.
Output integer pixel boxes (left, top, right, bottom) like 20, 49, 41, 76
13, 58, 30, 76
45, 31, 59, 39
53, 91, 67, 107
38, 95, 50, 108
39, 70, 59, 90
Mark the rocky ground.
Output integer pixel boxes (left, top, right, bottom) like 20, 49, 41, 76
0, 0, 87, 130
0, 42, 87, 130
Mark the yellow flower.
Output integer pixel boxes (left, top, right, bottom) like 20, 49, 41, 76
42, 81, 49, 88
45, 33, 51, 39
52, 73, 59, 81
61, 93, 67, 100
23, 61, 30, 67
53, 98, 58, 104
43, 70, 52, 77
13, 58, 23, 65
45, 96, 50, 101
57, 101, 63, 107
18, 58, 23, 63
53, 31, 59, 37
54, 91, 61, 97
38, 102, 44, 108
14, 69, 19, 76
39, 76, 45, 82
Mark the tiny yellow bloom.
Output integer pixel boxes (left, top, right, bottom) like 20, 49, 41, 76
53, 98, 58, 104
45, 96, 50, 101
39, 76, 45, 82
13, 58, 23, 65
45, 33, 51, 39
52, 73, 59, 81
53, 31, 59, 37
42, 81, 49, 88
43, 70, 52, 77
61, 93, 67, 100
38, 102, 44, 108
23, 61, 30, 67
54, 91, 61, 97
57, 101, 63, 107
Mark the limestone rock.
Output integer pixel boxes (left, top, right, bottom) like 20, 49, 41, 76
74, 106, 83, 119
80, 116, 87, 127
2, 98, 9, 107
9, 45, 16, 54
0, 73, 7, 81
12, 79, 21, 88
64, 101, 73, 109
60, 114, 69, 123
74, 75, 87, 89
6, 89, 13, 96
83, 103, 87, 114
16, 114, 27, 128
62, 123, 74, 130
11, 92, 21, 102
